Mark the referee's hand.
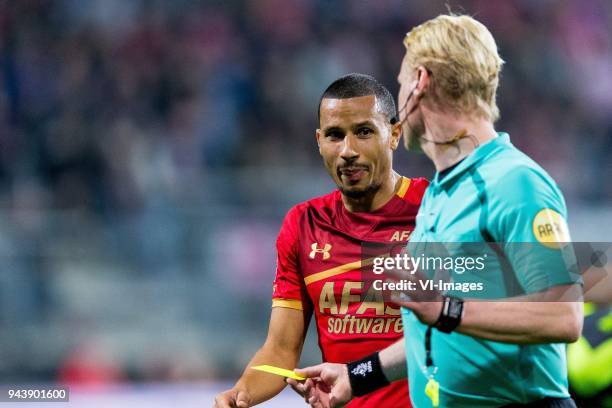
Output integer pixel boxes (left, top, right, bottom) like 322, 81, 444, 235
385, 249, 443, 325
289, 363, 352, 408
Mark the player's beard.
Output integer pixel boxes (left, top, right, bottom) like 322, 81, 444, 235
339, 182, 382, 199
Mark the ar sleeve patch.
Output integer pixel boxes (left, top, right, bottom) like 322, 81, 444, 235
532, 208, 571, 248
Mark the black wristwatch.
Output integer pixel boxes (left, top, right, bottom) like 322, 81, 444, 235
433, 296, 464, 333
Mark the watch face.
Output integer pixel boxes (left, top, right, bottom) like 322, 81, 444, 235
435, 297, 464, 333
447, 298, 464, 319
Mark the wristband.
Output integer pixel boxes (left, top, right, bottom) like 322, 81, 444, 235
434, 296, 464, 333
347, 352, 390, 397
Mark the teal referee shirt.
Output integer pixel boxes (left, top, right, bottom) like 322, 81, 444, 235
403, 133, 581, 407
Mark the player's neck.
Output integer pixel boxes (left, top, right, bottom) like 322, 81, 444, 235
422, 113, 496, 172
342, 171, 401, 213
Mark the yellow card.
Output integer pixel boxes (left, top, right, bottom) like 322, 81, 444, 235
251, 365, 306, 380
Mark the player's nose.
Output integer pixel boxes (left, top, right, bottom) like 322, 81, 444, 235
340, 134, 359, 162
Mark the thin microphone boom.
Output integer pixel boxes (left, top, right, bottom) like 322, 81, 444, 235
397, 89, 478, 148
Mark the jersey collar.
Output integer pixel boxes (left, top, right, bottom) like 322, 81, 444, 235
432, 132, 510, 190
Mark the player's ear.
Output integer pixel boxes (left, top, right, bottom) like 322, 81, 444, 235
315, 129, 322, 155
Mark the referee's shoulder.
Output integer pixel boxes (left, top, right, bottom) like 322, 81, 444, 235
483, 149, 563, 203
488, 145, 556, 182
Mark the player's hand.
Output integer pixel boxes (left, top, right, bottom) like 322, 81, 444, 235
293, 363, 352, 408
213, 387, 252, 408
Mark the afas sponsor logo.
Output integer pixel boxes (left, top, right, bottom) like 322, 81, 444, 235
327, 314, 403, 335
390, 230, 411, 241
318, 281, 402, 335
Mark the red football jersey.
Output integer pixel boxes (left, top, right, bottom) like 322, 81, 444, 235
272, 177, 428, 408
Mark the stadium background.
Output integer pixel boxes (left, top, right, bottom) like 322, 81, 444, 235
0, 0, 610, 406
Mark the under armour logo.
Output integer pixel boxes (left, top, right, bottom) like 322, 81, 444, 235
351, 361, 372, 377
309, 243, 332, 260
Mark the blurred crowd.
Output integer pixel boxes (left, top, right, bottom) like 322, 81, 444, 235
0, 0, 610, 383
1, 0, 611, 216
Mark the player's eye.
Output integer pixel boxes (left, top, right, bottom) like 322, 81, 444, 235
325, 131, 344, 140
357, 127, 373, 137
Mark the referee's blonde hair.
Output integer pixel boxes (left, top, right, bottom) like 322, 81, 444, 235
404, 14, 504, 121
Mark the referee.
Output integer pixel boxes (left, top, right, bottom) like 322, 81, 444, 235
293, 14, 583, 408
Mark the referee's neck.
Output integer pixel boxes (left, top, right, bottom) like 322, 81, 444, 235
424, 115, 497, 172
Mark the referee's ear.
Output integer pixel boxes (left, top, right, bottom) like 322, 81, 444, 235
413, 65, 430, 97
316, 129, 322, 155
390, 121, 401, 151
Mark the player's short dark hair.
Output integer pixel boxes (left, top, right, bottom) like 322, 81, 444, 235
318, 73, 397, 125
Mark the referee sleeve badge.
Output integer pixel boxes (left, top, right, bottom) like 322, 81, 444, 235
532, 208, 571, 248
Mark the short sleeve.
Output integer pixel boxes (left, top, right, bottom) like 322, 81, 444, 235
487, 166, 581, 294
272, 206, 308, 310
402, 177, 429, 206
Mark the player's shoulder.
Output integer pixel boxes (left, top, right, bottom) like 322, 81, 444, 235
399, 176, 429, 206
283, 190, 340, 225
